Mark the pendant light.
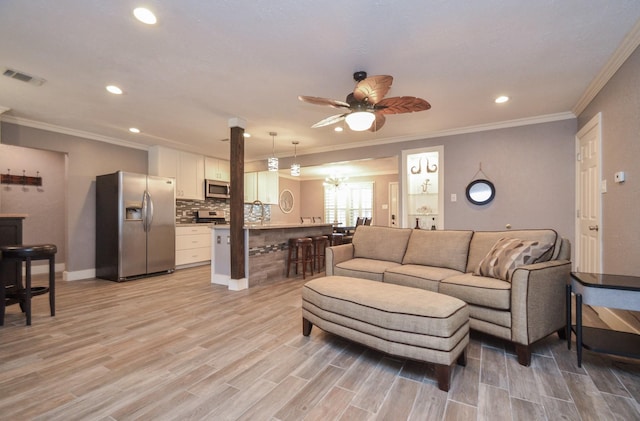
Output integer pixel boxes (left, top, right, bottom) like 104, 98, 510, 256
267, 131, 278, 171
290, 140, 300, 177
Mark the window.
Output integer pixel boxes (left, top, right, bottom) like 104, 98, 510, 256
324, 182, 373, 226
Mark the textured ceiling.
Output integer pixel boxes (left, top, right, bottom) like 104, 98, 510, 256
1, 1, 639, 163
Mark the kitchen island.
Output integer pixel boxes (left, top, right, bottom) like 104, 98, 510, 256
211, 223, 333, 290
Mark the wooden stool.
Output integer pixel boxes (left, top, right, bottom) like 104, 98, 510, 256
286, 238, 314, 279
328, 233, 344, 246
311, 235, 328, 271
0, 244, 56, 326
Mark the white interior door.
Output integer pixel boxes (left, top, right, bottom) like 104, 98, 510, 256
575, 113, 602, 273
388, 182, 398, 227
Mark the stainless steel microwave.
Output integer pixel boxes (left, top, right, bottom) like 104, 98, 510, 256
205, 179, 230, 199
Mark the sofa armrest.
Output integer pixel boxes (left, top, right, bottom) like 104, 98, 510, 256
325, 244, 355, 276
510, 259, 571, 346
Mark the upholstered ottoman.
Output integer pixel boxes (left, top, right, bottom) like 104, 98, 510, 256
302, 276, 469, 391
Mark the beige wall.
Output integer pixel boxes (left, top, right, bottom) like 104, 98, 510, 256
278, 119, 576, 240
578, 45, 640, 275
270, 176, 301, 224
1, 123, 147, 276
0, 144, 67, 267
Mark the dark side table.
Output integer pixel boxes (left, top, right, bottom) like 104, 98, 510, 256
567, 272, 640, 367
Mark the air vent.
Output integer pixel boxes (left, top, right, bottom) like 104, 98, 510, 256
3, 68, 46, 86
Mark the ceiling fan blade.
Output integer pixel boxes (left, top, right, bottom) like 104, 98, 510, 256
311, 113, 347, 128
369, 113, 386, 132
298, 95, 350, 109
353, 75, 393, 105
375, 96, 431, 114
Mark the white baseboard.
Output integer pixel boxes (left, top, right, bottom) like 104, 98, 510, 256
228, 278, 248, 291
593, 306, 640, 334
22, 262, 66, 276
211, 274, 248, 291
63, 268, 96, 281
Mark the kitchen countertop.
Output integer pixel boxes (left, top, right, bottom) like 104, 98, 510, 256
244, 223, 334, 230
176, 223, 214, 227
177, 223, 334, 230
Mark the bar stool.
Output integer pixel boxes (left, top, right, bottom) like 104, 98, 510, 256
286, 238, 314, 280
311, 235, 329, 271
328, 233, 344, 246
0, 244, 56, 326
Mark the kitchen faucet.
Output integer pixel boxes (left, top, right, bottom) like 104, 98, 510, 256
251, 199, 265, 225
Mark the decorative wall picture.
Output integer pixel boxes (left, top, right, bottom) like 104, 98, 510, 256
279, 189, 294, 214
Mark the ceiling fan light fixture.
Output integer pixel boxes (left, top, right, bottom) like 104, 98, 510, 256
345, 111, 375, 131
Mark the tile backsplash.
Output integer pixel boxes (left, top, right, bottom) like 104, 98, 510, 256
176, 198, 270, 224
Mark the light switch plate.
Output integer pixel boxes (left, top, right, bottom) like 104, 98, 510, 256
451, 193, 457, 202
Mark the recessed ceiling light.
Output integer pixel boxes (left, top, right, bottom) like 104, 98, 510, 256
106, 85, 123, 95
133, 7, 157, 25
243, 133, 251, 138
495, 95, 509, 104
334, 127, 343, 132
129, 127, 140, 133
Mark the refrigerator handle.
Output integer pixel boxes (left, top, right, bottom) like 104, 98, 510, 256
146, 191, 154, 232
141, 191, 148, 232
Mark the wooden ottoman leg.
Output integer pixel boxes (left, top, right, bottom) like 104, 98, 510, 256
302, 317, 313, 336
435, 364, 452, 392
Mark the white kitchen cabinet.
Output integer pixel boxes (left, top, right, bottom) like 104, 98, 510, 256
205, 157, 230, 182
244, 172, 257, 203
244, 171, 278, 204
175, 225, 211, 266
149, 146, 204, 200
257, 171, 279, 204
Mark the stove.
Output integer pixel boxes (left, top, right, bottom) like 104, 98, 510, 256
195, 210, 228, 224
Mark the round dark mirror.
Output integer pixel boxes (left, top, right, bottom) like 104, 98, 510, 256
466, 179, 495, 205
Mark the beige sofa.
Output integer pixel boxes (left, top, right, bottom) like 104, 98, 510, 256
326, 225, 571, 366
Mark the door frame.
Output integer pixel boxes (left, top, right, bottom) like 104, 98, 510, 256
388, 182, 398, 227
574, 112, 603, 272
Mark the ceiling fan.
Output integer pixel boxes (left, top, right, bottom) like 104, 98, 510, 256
298, 71, 431, 132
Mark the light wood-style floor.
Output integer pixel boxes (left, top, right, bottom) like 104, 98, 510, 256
1, 266, 638, 420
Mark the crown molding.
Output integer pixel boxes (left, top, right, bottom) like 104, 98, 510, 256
4, 110, 575, 161
262, 111, 576, 161
572, 19, 640, 116
0, 115, 149, 151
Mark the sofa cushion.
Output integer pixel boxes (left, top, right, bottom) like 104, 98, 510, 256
439, 273, 511, 310
402, 230, 473, 272
474, 237, 553, 281
352, 226, 412, 263
335, 258, 402, 282
384, 264, 463, 292
466, 229, 559, 272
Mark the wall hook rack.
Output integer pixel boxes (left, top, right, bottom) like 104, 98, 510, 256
1, 169, 43, 186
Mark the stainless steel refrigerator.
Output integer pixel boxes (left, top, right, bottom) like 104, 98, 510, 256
96, 171, 176, 281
